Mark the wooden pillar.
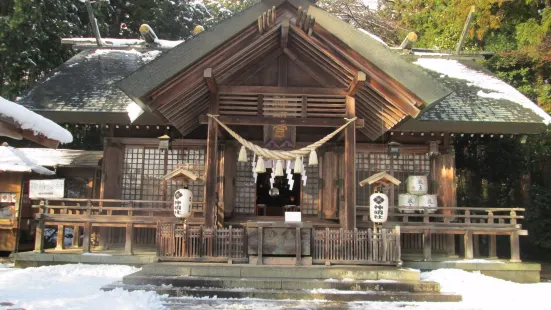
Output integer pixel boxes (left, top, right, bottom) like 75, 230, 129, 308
423, 230, 431, 261
432, 154, 456, 217
72, 225, 80, 248
99, 138, 124, 249
55, 225, 65, 251
510, 231, 521, 262
204, 93, 219, 228
343, 96, 356, 230
34, 220, 45, 253
295, 226, 302, 266
125, 223, 134, 255
82, 222, 92, 253
464, 230, 473, 259
257, 226, 263, 265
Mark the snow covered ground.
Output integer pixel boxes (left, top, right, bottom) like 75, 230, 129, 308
0, 264, 164, 310
1, 264, 550, 310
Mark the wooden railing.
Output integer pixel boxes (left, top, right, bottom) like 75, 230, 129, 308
357, 206, 526, 262
312, 227, 401, 266
31, 198, 204, 254
157, 223, 247, 263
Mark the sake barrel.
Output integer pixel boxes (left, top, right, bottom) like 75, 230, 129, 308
369, 192, 389, 223
407, 175, 428, 195
419, 194, 438, 214
174, 188, 193, 219
398, 193, 418, 214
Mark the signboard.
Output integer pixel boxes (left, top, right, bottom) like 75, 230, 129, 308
0, 193, 16, 203
285, 211, 301, 223
29, 179, 65, 199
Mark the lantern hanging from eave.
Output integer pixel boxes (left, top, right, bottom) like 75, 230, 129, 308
370, 190, 389, 223
174, 188, 193, 219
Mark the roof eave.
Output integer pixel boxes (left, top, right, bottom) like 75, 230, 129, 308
117, 0, 312, 101
307, 6, 452, 109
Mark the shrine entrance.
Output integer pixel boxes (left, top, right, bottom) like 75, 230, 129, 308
255, 167, 302, 216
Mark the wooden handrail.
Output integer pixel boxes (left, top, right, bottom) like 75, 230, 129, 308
32, 198, 205, 204
356, 205, 525, 212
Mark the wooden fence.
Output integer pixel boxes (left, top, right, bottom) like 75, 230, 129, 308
357, 206, 526, 262
31, 198, 204, 254
157, 223, 247, 263
312, 227, 401, 266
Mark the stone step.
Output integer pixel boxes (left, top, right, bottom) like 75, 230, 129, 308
134, 263, 419, 281
102, 283, 461, 303
123, 275, 440, 292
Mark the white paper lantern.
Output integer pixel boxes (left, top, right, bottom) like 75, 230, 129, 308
369, 192, 389, 223
419, 194, 438, 214
398, 194, 419, 214
407, 175, 428, 195
174, 188, 193, 219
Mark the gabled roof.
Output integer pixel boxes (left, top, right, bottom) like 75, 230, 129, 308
17, 48, 165, 125
117, 0, 450, 140
396, 57, 551, 134
0, 146, 55, 175
163, 167, 199, 181
359, 171, 401, 187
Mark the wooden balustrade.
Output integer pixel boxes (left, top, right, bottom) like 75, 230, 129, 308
312, 227, 401, 266
31, 198, 205, 254
356, 206, 526, 262
157, 223, 247, 263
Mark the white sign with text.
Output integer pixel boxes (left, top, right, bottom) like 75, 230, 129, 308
29, 179, 65, 199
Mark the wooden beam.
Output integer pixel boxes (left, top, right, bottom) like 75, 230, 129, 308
125, 223, 134, 255
281, 19, 289, 48
204, 68, 218, 94
347, 71, 366, 96
343, 96, 356, 230
204, 93, 219, 228
456, 6, 476, 54
0, 120, 60, 148
199, 115, 364, 128
218, 85, 347, 96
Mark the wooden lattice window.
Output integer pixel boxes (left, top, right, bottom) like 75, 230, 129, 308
234, 152, 256, 215
356, 152, 430, 206
301, 157, 320, 215
121, 146, 205, 207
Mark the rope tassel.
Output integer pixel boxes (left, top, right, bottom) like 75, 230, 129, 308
309, 149, 318, 166
255, 156, 266, 173
238, 145, 248, 162
293, 157, 303, 174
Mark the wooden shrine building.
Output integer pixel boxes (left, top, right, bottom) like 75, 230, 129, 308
11, 0, 551, 269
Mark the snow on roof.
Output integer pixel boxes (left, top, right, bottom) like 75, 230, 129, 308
0, 96, 73, 143
17, 148, 103, 167
358, 28, 388, 47
413, 58, 551, 125
0, 146, 55, 175
66, 37, 184, 49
